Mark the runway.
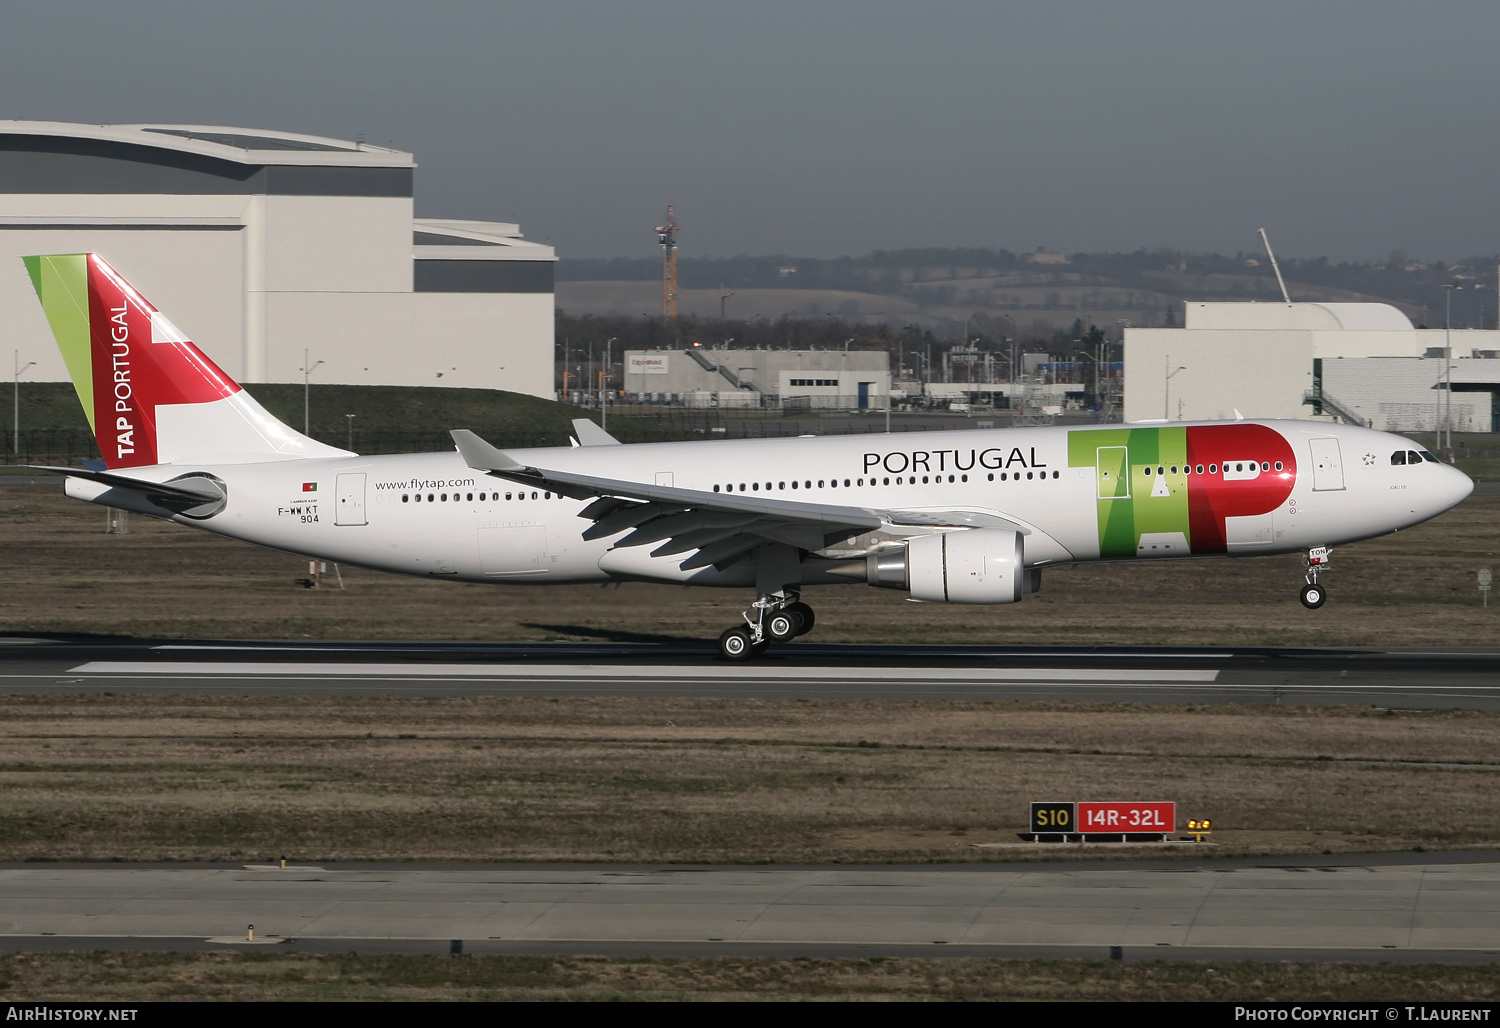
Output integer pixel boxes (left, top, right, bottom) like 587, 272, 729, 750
2, 857, 1498, 962
4, 637, 1500, 708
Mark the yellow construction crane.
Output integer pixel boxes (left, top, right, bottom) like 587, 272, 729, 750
655, 203, 679, 322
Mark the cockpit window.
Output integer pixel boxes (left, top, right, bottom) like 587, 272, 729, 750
1419, 450, 1439, 463
1391, 451, 1407, 465
1407, 450, 1424, 465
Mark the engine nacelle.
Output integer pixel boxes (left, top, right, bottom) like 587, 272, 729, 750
862, 528, 1030, 604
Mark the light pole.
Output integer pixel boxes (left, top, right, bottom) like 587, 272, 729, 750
302, 349, 324, 436
1164, 355, 1186, 420
13, 351, 36, 454
1442, 284, 1461, 451
602, 337, 617, 432
344, 414, 356, 451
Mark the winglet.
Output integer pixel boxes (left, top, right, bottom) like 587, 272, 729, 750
571, 418, 621, 446
450, 429, 525, 472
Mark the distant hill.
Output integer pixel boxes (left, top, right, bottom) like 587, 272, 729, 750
561, 248, 1499, 335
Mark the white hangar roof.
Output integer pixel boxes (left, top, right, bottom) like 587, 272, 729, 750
1185, 301, 1415, 332
0, 121, 413, 167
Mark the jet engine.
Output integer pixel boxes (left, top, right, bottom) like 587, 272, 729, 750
852, 528, 1035, 604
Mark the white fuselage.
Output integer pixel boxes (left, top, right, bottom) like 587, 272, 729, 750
67, 419, 1473, 589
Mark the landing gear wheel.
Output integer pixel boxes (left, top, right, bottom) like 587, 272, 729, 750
766, 610, 803, 642
718, 627, 755, 661
785, 602, 815, 636
1300, 583, 1326, 609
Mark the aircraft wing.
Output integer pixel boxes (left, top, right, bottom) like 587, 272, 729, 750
451, 429, 1012, 570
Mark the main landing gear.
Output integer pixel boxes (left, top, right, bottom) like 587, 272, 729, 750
717, 594, 815, 661
1300, 546, 1331, 609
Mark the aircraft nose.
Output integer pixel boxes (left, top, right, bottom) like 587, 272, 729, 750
1432, 463, 1474, 513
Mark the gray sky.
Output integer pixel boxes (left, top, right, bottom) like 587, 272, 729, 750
3, 1, 1496, 261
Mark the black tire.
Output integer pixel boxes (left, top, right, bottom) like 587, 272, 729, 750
718, 627, 754, 661
752, 640, 770, 655
767, 611, 802, 642
1300, 583, 1326, 609
786, 602, 815, 636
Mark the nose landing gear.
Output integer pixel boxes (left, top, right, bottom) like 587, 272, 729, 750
1300, 546, 1331, 609
716, 593, 815, 660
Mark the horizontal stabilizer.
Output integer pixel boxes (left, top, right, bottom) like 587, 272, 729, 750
29, 465, 223, 503
32, 465, 227, 518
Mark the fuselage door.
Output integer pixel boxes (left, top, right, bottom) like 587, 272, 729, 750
335, 473, 368, 526
1309, 437, 1345, 491
1096, 446, 1129, 499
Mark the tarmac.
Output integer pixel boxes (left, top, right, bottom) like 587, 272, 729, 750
2, 857, 1498, 961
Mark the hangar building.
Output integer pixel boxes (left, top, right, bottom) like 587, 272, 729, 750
2, 121, 554, 397
1124, 301, 1500, 432
618, 347, 890, 409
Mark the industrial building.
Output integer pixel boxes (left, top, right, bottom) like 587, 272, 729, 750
2, 121, 555, 397
1124, 301, 1500, 432
618, 346, 891, 409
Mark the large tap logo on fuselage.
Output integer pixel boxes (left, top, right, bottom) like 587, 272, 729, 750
1068, 424, 1297, 557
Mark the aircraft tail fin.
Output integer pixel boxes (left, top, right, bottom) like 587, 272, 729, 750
23, 253, 350, 468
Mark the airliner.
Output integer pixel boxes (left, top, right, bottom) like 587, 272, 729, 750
22, 254, 1474, 659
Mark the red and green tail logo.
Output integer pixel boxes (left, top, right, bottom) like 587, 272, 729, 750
23, 254, 240, 469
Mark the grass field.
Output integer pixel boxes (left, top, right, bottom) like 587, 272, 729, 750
4, 951, 1499, 1002
1, 693, 1496, 863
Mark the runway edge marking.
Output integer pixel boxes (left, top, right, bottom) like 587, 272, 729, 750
68, 661, 1220, 683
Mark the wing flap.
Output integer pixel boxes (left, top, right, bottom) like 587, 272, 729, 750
582, 501, 685, 541
679, 535, 763, 571
650, 524, 758, 558
616, 510, 762, 548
